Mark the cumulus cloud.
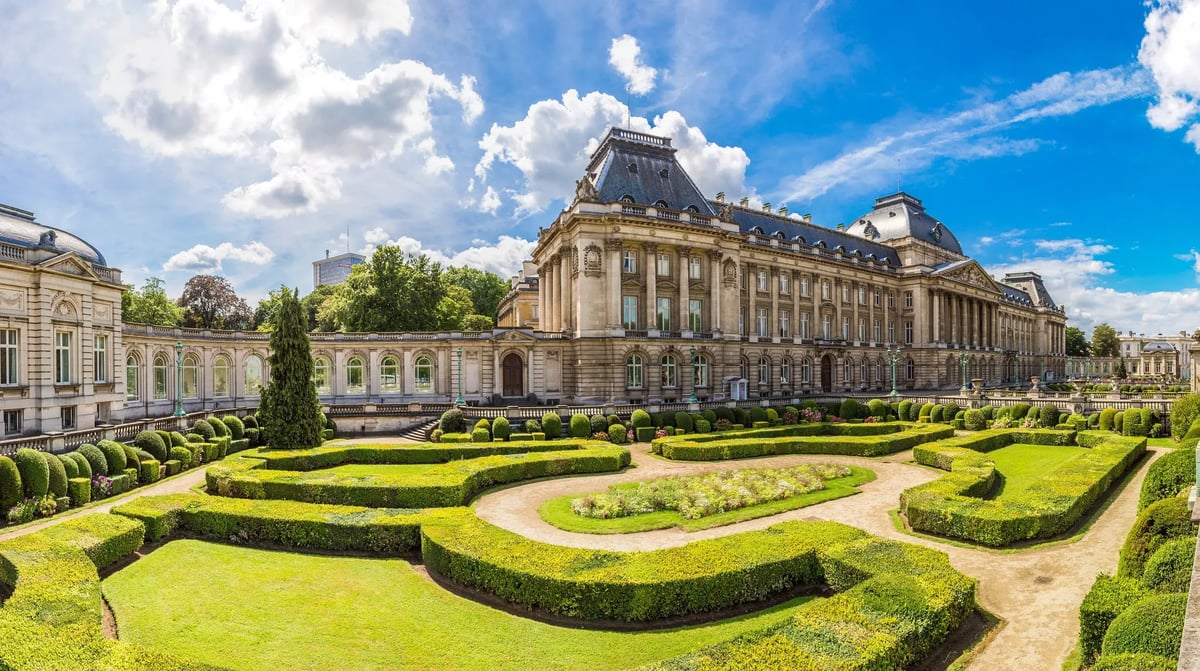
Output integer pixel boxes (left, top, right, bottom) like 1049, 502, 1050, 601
609, 34, 658, 95
97, 0, 482, 217
1139, 0, 1200, 150
986, 237, 1200, 335
355, 228, 534, 277
475, 90, 753, 214
779, 66, 1151, 203
478, 186, 501, 214
162, 241, 275, 272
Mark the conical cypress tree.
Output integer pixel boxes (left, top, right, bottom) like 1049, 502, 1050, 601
259, 287, 324, 449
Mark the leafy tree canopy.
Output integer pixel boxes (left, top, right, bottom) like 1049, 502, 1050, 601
1066, 326, 1090, 357
122, 277, 183, 326
253, 287, 288, 332
301, 284, 339, 332
178, 274, 253, 330
442, 265, 509, 319
1091, 323, 1120, 358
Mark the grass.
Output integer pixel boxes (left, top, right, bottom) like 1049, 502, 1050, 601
1147, 437, 1180, 449
288, 463, 437, 482
103, 539, 819, 671
988, 443, 1088, 499
537, 466, 876, 534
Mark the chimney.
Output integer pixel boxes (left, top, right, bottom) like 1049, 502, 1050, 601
739, 196, 749, 206
325, 249, 330, 259
803, 213, 812, 223
762, 202, 771, 213
779, 206, 788, 216
715, 192, 725, 202
836, 223, 845, 231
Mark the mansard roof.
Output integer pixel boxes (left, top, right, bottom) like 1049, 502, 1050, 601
586, 129, 717, 216
845, 192, 964, 256
0, 203, 108, 266
719, 205, 899, 267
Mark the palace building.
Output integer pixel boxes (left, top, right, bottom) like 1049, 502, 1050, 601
0, 128, 1066, 436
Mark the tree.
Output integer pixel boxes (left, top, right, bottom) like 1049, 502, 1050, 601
301, 284, 339, 331
258, 287, 324, 449
1091, 323, 1120, 358
323, 247, 454, 332
178, 275, 253, 330
253, 287, 289, 331
435, 285, 477, 330
443, 266, 509, 319
1065, 326, 1090, 357
1115, 360, 1128, 379
461, 314, 494, 331
121, 277, 183, 326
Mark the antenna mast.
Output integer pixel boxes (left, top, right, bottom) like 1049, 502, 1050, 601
625, 84, 632, 130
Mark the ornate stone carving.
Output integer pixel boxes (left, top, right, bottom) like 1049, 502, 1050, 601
706, 249, 724, 262
604, 238, 623, 251
570, 247, 579, 277
722, 259, 738, 287
583, 244, 603, 277
0, 289, 23, 312
574, 177, 600, 202
94, 302, 112, 324
944, 264, 994, 290
717, 201, 734, 222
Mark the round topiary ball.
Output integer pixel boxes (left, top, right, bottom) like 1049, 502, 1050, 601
13, 448, 49, 498
0, 455, 23, 509
492, 416, 511, 441
1119, 497, 1197, 578
568, 414, 589, 438
541, 412, 563, 439
1089, 653, 1176, 671
206, 417, 229, 437
1101, 592, 1186, 659
76, 444, 108, 479
170, 446, 193, 469
589, 415, 608, 435
133, 431, 168, 462
607, 424, 627, 444
97, 440, 127, 475
470, 428, 490, 443
45, 452, 67, 498
57, 454, 78, 480
631, 409, 651, 430
67, 451, 92, 479
1141, 537, 1196, 593
191, 420, 216, 442
439, 408, 468, 433
242, 414, 258, 429
169, 431, 188, 447
222, 416, 245, 440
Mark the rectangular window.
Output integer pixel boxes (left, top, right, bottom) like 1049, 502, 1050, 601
800, 313, 810, 339
54, 332, 71, 384
656, 253, 670, 277
822, 315, 831, 340
93, 335, 107, 383
888, 322, 895, 343
801, 277, 810, 297
858, 287, 866, 304
622, 250, 637, 274
842, 316, 850, 340
873, 320, 881, 342
757, 308, 768, 338
857, 318, 865, 341
779, 273, 790, 295
688, 299, 702, 331
888, 293, 895, 309
739, 307, 745, 335
904, 321, 914, 345
656, 297, 671, 331
780, 311, 791, 338
3, 410, 20, 436
874, 292, 881, 307
904, 291, 913, 308
0, 329, 17, 385
60, 406, 75, 430
842, 285, 850, 303
757, 271, 767, 292
622, 296, 638, 329
688, 256, 701, 280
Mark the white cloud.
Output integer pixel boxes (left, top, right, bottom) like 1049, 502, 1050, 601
162, 241, 275, 272
478, 186, 501, 214
96, 0, 482, 217
608, 34, 658, 95
475, 90, 753, 214
1140, 0, 1200, 149
358, 230, 534, 277
987, 238, 1200, 335
778, 66, 1151, 202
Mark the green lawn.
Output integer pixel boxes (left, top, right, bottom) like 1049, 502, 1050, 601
103, 540, 817, 671
988, 444, 1088, 499
299, 463, 437, 480
538, 466, 876, 534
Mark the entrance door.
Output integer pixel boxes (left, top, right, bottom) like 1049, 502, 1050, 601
502, 353, 524, 397
820, 355, 833, 393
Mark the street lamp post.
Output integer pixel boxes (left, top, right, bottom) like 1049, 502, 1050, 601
455, 347, 464, 405
886, 345, 902, 398
688, 345, 698, 404
959, 352, 972, 393
173, 341, 184, 418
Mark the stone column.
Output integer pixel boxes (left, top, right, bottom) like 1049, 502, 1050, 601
851, 282, 860, 344
645, 245, 658, 330
769, 268, 779, 338
793, 273, 802, 341
537, 268, 547, 332
678, 246, 691, 331
709, 250, 723, 332
559, 248, 572, 333
607, 239, 623, 328
747, 263, 757, 337
932, 289, 941, 342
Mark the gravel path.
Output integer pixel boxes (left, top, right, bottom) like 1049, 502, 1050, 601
474, 442, 1163, 671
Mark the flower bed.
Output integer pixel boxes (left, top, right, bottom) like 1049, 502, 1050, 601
650, 422, 953, 461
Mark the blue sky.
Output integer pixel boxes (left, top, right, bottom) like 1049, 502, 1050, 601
1, 0, 1199, 337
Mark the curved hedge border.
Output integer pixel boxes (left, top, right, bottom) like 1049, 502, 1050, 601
650, 422, 953, 461
900, 430, 1145, 547
205, 442, 630, 507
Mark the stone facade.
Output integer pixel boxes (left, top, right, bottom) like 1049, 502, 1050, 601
1120, 331, 1191, 380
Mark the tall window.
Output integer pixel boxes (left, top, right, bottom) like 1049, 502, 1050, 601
182, 354, 198, 398
656, 253, 670, 276
688, 299, 702, 331
858, 287, 866, 304
842, 285, 850, 303
153, 353, 168, 399
801, 358, 811, 384
661, 354, 677, 388
656, 297, 671, 330
873, 320, 881, 343
780, 358, 791, 385
346, 357, 365, 393
906, 358, 915, 380
842, 316, 850, 340
800, 276, 810, 297
694, 355, 709, 387
381, 356, 400, 392
800, 312, 810, 339
245, 355, 264, 395
622, 250, 637, 274
904, 321, 914, 345
888, 322, 896, 343
875, 360, 883, 383
739, 307, 745, 335
822, 281, 831, 300
626, 354, 644, 389
779, 273, 790, 294
213, 355, 230, 397
859, 359, 867, 382
757, 308, 768, 337
622, 296, 638, 329
125, 355, 140, 401
822, 314, 831, 340
54, 331, 71, 384
904, 291, 913, 308
756, 270, 767, 291
313, 356, 331, 393
843, 358, 851, 383
780, 311, 791, 338
415, 356, 434, 393
3, 410, 20, 436
758, 357, 770, 385
688, 256, 702, 280
857, 318, 865, 341
874, 291, 881, 307
887, 293, 895, 309
93, 335, 107, 383
0, 329, 16, 385
739, 357, 748, 381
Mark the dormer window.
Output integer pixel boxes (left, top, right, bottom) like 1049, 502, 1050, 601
751, 226, 764, 235
620, 195, 635, 203
686, 205, 699, 213
627, 162, 638, 173
659, 168, 669, 178
654, 200, 669, 209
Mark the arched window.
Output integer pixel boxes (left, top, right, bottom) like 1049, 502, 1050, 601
381, 356, 400, 393
313, 356, 331, 393
182, 354, 199, 398
661, 354, 677, 388
626, 354, 644, 389
346, 356, 365, 393
244, 355, 264, 396
213, 355, 231, 397
758, 357, 770, 385
906, 358, 915, 380
780, 358, 791, 385
125, 354, 141, 401
153, 353, 169, 400
694, 355, 709, 388
801, 358, 811, 384
414, 356, 434, 393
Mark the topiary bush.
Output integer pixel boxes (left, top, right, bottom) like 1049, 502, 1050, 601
1141, 537, 1196, 593
470, 428, 490, 443
133, 430, 168, 462
205, 416, 228, 437
897, 400, 913, 421
492, 417, 510, 441
1171, 393, 1200, 440
222, 415, 246, 440
45, 453, 67, 499
169, 431, 188, 447
57, 454, 78, 480
750, 407, 768, 423
13, 448, 49, 499
590, 415, 608, 435
963, 409, 986, 431
1089, 653, 1177, 671
1101, 592, 1186, 659
608, 423, 627, 444
0, 455, 22, 509
1079, 574, 1148, 662
97, 440, 128, 475
67, 451, 92, 479
1119, 497, 1198, 579
191, 419, 216, 442
542, 412, 563, 439
1139, 448, 1196, 511
139, 459, 161, 484
440, 408, 468, 433
170, 446, 193, 469
674, 412, 694, 433
631, 409, 651, 430
524, 419, 541, 434
607, 414, 620, 427
1114, 411, 1125, 434
1038, 405, 1059, 428
929, 406, 944, 423
1099, 408, 1117, 431
568, 413, 590, 438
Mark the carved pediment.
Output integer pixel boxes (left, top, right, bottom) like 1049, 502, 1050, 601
38, 253, 99, 280
936, 261, 1000, 293
493, 329, 536, 343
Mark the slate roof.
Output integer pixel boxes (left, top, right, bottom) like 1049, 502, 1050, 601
845, 192, 964, 256
997, 283, 1034, 306
719, 206, 899, 267
0, 203, 107, 266
588, 129, 717, 216
1143, 340, 1176, 353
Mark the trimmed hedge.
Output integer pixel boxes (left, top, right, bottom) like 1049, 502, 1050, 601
652, 422, 953, 461
191, 419, 215, 442
67, 451, 92, 479
46, 454, 68, 499
568, 413, 589, 438
1141, 537, 1196, 593
901, 431, 1144, 546
133, 431, 168, 462
206, 417, 229, 437
222, 415, 245, 440
67, 477, 91, 507
1118, 497, 1197, 578
541, 413, 562, 439
57, 454, 78, 480
97, 440, 128, 475
1079, 574, 1147, 661
1138, 447, 1195, 511
170, 446, 193, 469
13, 448, 49, 498
139, 460, 161, 484
1089, 653, 1177, 671
0, 455, 20, 508
492, 417, 511, 441
1101, 593, 1186, 660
